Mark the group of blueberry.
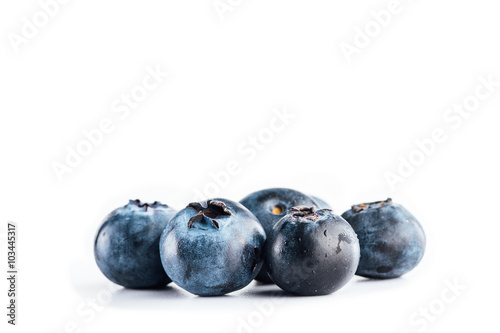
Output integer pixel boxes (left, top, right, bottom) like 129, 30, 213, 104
94, 188, 426, 296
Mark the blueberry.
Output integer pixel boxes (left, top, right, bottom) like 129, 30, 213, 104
240, 188, 319, 283
341, 198, 426, 279
265, 206, 360, 296
159, 198, 266, 296
94, 200, 177, 289
311, 195, 331, 209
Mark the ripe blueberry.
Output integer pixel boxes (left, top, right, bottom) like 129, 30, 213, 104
94, 200, 177, 288
311, 195, 331, 209
265, 206, 360, 296
159, 198, 266, 296
341, 198, 426, 279
240, 188, 319, 283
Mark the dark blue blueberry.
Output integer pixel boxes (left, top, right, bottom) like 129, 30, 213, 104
159, 198, 266, 296
341, 198, 426, 279
94, 200, 177, 289
311, 195, 331, 209
240, 188, 319, 283
265, 206, 360, 296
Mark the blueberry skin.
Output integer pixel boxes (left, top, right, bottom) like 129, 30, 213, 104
311, 195, 331, 209
240, 188, 319, 283
265, 206, 360, 296
159, 198, 266, 296
94, 200, 177, 289
341, 198, 426, 279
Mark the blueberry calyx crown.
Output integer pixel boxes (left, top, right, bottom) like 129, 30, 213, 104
351, 198, 393, 213
187, 200, 232, 230
289, 206, 330, 222
127, 199, 168, 211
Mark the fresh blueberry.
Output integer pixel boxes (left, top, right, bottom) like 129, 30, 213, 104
159, 198, 266, 296
265, 206, 360, 296
240, 188, 319, 283
341, 198, 426, 279
94, 200, 177, 289
311, 195, 331, 209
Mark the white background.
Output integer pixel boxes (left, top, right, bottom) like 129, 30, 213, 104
1, 1, 499, 332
